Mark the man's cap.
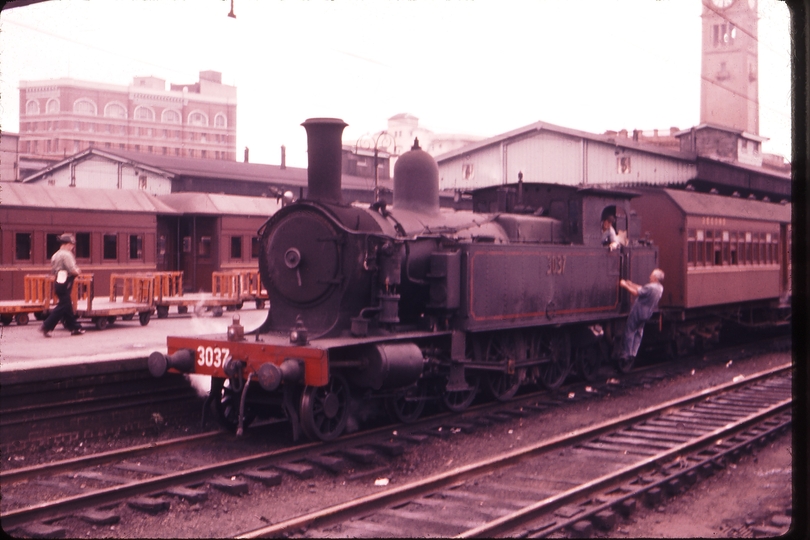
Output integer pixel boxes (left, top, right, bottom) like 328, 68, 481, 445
59, 233, 76, 244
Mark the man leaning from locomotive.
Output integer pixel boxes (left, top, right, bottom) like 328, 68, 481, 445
618, 268, 664, 361
40, 233, 85, 337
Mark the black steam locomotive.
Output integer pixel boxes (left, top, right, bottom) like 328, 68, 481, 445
148, 117, 676, 441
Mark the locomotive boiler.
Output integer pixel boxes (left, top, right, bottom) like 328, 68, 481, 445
149, 118, 659, 441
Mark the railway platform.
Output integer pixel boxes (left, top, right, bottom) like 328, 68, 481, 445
0, 306, 269, 381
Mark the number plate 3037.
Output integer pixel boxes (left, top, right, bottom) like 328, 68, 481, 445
197, 345, 230, 369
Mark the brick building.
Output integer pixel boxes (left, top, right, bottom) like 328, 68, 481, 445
18, 70, 237, 164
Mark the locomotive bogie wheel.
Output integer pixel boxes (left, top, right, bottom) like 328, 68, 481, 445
532, 331, 572, 390
0, 315, 13, 326
211, 379, 256, 432
15, 313, 30, 326
94, 317, 108, 330
482, 334, 524, 402
122, 313, 135, 321
178, 305, 189, 315
575, 342, 605, 382
156, 306, 170, 319
139, 312, 151, 326
299, 374, 350, 441
385, 384, 427, 423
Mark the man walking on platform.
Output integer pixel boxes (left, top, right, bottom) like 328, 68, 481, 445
40, 233, 85, 337
617, 268, 664, 371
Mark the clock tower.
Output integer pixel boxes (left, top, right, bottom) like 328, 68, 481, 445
700, 0, 759, 134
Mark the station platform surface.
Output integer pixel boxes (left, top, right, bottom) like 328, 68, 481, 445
0, 307, 269, 379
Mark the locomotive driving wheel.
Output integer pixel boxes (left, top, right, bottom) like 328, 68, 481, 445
574, 341, 606, 382
299, 374, 350, 441
385, 383, 427, 423
531, 330, 571, 390
482, 333, 524, 402
441, 370, 479, 412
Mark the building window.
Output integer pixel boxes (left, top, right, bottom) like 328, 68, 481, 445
231, 236, 242, 259
73, 99, 97, 116
75, 232, 91, 259
215, 113, 227, 128
201, 150, 207, 158
139, 175, 147, 189
462, 164, 474, 181
25, 100, 40, 115
15, 233, 32, 260
687, 229, 696, 266
251, 237, 260, 259
162, 109, 181, 124
74, 140, 80, 152
617, 156, 631, 174
104, 102, 127, 119
46, 99, 60, 114
129, 235, 143, 260
729, 232, 738, 264
103, 234, 118, 260
188, 111, 208, 126
120, 143, 125, 150
134, 106, 155, 122
163, 147, 168, 155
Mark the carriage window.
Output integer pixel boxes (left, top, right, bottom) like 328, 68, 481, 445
696, 230, 704, 266
761, 233, 768, 263
231, 236, 242, 259
704, 230, 714, 266
687, 229, 696, 266
46, 233, 60, 259
251, 237, 260, 259
16, 233, 32, 261
129, 235, 143, 260
722, 231, 730, 265
751, 233, 759, 264
729, 232, 738, 265
75, 233, 91, 259
772, 232, 779, 264
103, 234, 118, 260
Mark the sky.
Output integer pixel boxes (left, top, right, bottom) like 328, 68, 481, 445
0, 0, 793, 169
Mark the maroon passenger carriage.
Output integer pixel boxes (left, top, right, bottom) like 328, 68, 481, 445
149, 117, 659, 441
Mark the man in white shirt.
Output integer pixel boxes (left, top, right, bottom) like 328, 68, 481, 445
40, 233, 85, 337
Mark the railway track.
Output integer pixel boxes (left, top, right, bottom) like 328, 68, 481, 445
1, 356, 791, 538
241, 363, 792, 538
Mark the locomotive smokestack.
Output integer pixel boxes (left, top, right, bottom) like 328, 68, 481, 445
280, 145, 286, 169
302, 118, 348, 204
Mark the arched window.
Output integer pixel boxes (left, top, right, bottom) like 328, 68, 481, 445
26, 100, 40, 115
188, 111, 208, 126
46, 99, 60, 114
214, 113, 227, 128
104, 102, 127, 119
134, 106, 155, 122
162, 109, 181, 124
73, 99, 97, 115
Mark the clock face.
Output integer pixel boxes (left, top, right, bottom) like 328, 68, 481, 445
710, 0, 733, 8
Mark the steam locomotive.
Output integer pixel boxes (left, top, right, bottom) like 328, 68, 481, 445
149, 118, 789, 442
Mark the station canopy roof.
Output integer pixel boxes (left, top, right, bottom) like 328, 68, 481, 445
0, 183, 179, 214
157, 192, 282, 216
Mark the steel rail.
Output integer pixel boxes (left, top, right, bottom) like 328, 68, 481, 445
235, 362, 791, 538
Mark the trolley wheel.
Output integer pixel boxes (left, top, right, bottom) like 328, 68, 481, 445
299, 374, 350, 441
211, 379, 256, 432
94, 317, 109, 330
212, 307, 224, 317
139, 312, 151, 326
156, 305, 169, 319
178, 305, 189, 315
122, 313, 135, 321
255, 300, 265, 309
0, 314, 13, 326
575, 342, 605, 383
441, 372, 479, 412
15, 313, 30, 326
385, 384, 427, 423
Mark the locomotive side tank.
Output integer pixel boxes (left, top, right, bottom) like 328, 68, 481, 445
150, 117, 659, 441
